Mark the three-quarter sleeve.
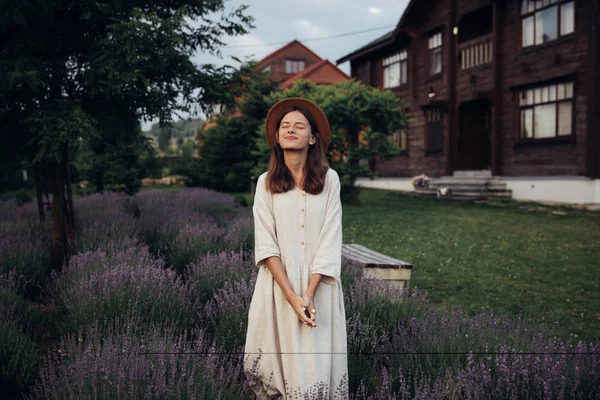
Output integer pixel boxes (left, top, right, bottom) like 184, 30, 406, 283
253, 174, 281, 267
310, 170, 342, 285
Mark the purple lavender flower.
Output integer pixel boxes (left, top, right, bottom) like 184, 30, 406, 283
185, 250, 254, 304
28, 322, 253, 399
54, 262, 193, 335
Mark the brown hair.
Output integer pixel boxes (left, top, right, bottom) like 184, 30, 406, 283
266, 107, 329, 195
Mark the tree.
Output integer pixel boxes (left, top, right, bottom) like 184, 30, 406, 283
0, 0, 253, 267
196, 61, 277, 192
261, 80, 409, 203
73, 119, 150, 195
197, 114, 260, 192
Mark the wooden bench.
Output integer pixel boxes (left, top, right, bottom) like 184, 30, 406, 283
342, 243, 413, 289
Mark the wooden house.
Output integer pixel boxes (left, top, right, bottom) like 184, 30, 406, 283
337, 0, 600, 204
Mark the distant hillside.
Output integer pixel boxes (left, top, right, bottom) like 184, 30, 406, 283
143, 118, 204, 139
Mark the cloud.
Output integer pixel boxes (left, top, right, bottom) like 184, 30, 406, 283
368, 6, 383, 15
191, 32, 270, 67
224, 33, 271, 61
294, 19, 331, 39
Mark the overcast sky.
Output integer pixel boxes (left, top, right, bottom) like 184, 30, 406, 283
142, 0, 410, 129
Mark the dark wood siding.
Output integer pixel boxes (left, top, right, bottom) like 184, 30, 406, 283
500, 0, 588, 177
347, 0, 595, 178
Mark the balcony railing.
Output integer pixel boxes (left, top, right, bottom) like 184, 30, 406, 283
459, 34, 493, 70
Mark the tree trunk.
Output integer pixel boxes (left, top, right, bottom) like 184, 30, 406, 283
63, 144, 76, 231
33, 163, 45, 223
48, 161, 68, 269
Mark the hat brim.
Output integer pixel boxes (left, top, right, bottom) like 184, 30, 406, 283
264, 97, 330, 149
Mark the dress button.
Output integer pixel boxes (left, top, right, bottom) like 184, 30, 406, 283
301, 208, 304, 212
301, 224, 304, 228
301, 241, 305, 246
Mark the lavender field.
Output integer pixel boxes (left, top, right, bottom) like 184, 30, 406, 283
1, 188, 599, 399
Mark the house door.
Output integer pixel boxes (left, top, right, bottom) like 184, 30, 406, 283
457, 100, 491, 170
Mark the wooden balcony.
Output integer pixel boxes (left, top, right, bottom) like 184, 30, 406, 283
459, 34, 493, 71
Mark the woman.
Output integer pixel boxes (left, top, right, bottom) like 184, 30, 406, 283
244, 98, 348, 399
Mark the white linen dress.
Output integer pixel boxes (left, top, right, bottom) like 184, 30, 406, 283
244, 167, 348, 399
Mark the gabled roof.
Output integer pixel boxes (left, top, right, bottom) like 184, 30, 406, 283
336, 30, 395, 64
336, 0, 420, 64
279, 59, 350, 89
257, 39, 323, 69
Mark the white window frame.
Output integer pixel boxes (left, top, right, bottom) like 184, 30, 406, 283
519, 81, 574, 140
521, 0, 574, 48
285, 59, 305, 74
428, 32, 443, 76
382, 50, 408, 89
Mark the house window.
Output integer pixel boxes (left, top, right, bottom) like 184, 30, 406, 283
383, 50, 408, 88
519, 82, 573, 139
262, 65, 271, 73
521, 0, 574, 48
427, 108, 443, 151
428, 32, 443, 75
388, 130, 408, 151
285, 59, 305, 74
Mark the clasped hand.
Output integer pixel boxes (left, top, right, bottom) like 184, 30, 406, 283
288, 294, 318, 329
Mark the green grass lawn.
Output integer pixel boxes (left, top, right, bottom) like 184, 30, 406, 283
342, 189, 600, 342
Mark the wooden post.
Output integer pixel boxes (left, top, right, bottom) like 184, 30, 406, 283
491, 0, 504, 176
445, 0, 458, 176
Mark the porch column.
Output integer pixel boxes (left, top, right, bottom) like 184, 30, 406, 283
445, 0, 458, 175
491, 0, 504, 176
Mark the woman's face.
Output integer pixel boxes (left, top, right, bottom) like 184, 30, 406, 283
276, 110, 315, 151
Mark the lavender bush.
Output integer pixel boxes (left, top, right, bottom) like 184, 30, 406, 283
222, 216, 254, 253
167, 218, 227, 274
135, 188, 251, 258
0, 271, 31, 325
343, 276, 600, 398
72, 191, 133, 219
29, 321, 254, 400
0, 298, 38, 396
0, 231, 51, 296
185, 250, 254, 304
0, 200, 52, 297
53, 262, 194, 335
73, 211, 140, 254
52, 237, 165, 290
203, 273, 257, 353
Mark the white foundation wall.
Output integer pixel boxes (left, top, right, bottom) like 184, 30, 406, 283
354, 177, 415, 192
501, 177, 600, 205
355, 177, 600, 205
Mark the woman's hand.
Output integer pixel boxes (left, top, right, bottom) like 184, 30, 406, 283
302, 294, 317, 326
288, 295, 317, 328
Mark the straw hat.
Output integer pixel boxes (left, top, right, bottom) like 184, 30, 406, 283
264, 97, 330, 149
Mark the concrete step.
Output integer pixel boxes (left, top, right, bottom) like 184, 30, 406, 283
413, 171, 512, 201
431, 178, 491, 186
453, 170, 492, 178
430, 180, 507, 188
414, 187, 512, 199
428, 185, 507, 193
